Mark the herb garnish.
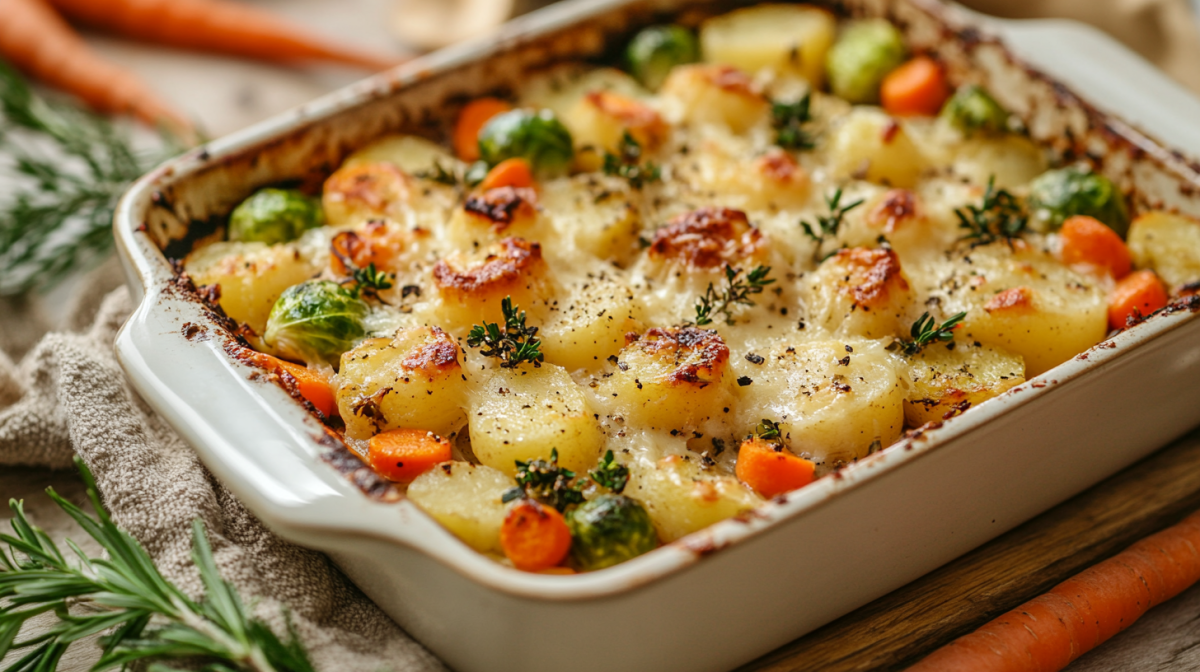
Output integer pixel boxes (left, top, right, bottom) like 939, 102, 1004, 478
349, 262, 394, 299
0, 62, 184, 295
415, 159, 487, 189
692, 264, 776, 326
753, 419, 783, 442
0, 458, 315, 672
602, 131, 661, 190
955, 176, 1028, 246
589, 449, 630, 494
466, 297, 544, 368
900, 311, 967, 356
503, 448, 586, 512
771, 93, 815, 150
800, 187, 864, 262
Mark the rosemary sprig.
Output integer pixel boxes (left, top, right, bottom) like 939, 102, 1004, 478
602, 131, 661, 190
800, 187, 864, 262
692, 264, 775, 326
588, 450, 629, 494
0, 61, 183, 296
466, 296, 544, 368
900, 311, 968, 356
771, 93, 815, 151
955, 176, 1028, 246
502, 449, 586, 512
0, 457, 315, 672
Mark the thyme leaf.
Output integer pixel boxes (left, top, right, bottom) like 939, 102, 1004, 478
602, 131, 661, 190
955, 176, 1028, 246
350, 262, 394, 299
771, 93, 815, 151
753, 419, 783, 442
589, 450, 629, 494
692, 264, 776, 326
508, 449, 586, 512
901, 311, 967, 356
799, 187, 864, 262
0, 457, 315, 672
466, 296, 544, 368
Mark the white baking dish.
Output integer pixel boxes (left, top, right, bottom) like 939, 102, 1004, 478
112, 1, 1200, 670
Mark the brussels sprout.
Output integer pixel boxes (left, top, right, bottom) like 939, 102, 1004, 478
1027, 166, 1130, 236
229, 188, 323, 245
825, 19, 906, 104
939, 85, 1010, 136
567, 494, 657, 571
263, 280, 368, 366
477, 109, 574, 177
626, 25, 699, 90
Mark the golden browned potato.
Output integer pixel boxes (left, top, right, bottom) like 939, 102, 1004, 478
336, 327, 468, 440
1127, 211, 1200, 290
539, 276, 644, 372
806, 247, 915, 339
660, 64, 768, 134
184, 241, 317, 336
564, 90, 668, 171
647, 206, 765, 271
626, 455, 760, 542
432, 237, 552, 329
827, 107, 925, 188
903, 341, 1025, 426
700, 4, 837, 86
407, 461, 515, 553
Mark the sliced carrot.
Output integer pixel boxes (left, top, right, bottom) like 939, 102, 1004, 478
47, 0, 399, 71
1060, 215, 1132, 279
735, 438, 816, 498
1108, 270, 1168, 330
244, 351, 337, 418
454, 97, 512, 162
478, 158, 535, 191
881, 56, 950, 117
367, 428, 452, 482
0, 0, 190, 133
500, 499, 572, 572
906, 511, 1200, 672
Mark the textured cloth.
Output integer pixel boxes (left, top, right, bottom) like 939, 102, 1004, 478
0, 264, 445, 672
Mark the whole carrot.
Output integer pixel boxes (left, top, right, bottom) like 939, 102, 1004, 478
47, 0, 401, 71
907, 510, 1200, 672
0, 0, 189, 132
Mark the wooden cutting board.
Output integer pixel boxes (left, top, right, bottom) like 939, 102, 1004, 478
739, 426, 1200, 672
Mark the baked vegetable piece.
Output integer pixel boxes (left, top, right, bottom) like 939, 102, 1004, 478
263, 280, 368, 367
478, 109, 575, 177
229, 188, 323, 245
626, 25, 699, 90
567, 494, 658, 570
699, 4, 836, 86
825, 19, 906, 103
939, 84, 1010, 136
1027, 166, 1130, 235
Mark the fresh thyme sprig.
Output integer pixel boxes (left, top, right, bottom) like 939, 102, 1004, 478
771, 93, 815, 150
0, 61, 184, 296
753, 419, 783, 442
955, 176, 1028, 246
588, 450, 629, 494
0, 457, 315, 672
349, 262, 394, 299
466, 296, 544, 368
502, 449, 586, 512
800, 187, 864, 262
602, 131, 661, 190
415, 159, 487, 190
692, 264, 776, 326
900, 311, 968, 356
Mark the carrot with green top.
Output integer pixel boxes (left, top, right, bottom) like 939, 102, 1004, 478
368, 428, 452, 482
1060, 215, 1132, 279
454, 97, 512, 161
501, 499, 572, 572
881, 56, 949, 117
1108, 269, 1168, 329
907, 510, 1200, 672
47, 0, 399, 71
735, 437, 816, 498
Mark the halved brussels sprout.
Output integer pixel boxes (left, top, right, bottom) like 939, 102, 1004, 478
263, 280, 368, 366
825, 19, 906, 104
567, 494, 657, 571
939, 85, 1009, 136
477, 109, 574, 177
626, 25, 699, 90
1028, 166, 1130, 236
229, 188, 323, 245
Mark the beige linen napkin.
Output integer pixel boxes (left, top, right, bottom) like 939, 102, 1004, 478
0, 265, 445, 672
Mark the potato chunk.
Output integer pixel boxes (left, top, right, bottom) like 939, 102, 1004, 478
407, 461, 514, 554
828, 107, 925, 188
336, 327, 468, 440
184, 241, 317, 335
341, 134, 459, 174
539, 176, 641, 262
519, 65, 648, 121
1127, 211, 1200, 290
627, 455, 760, 543
700, 4, 837, 86
735, 340, 904, 465
904, 342, 1025, 426
432, 237, 551, 328
660, 64, 768, 133
540, 276, 644, 372
806, 247, 914, 338
600, 327, 731, 429
647, 206, 764, 270
564, 90, 668, 170
468, 364, 605, 476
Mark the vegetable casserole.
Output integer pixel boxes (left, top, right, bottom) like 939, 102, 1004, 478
176, 3, 1200, 574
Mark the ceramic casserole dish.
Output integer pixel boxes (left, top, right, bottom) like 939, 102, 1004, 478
113, 1, 1200, 670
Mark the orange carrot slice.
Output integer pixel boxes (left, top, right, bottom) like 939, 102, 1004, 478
1060, 215, 1132, 279
454, 97, 511, 162
501, 499, 572, 572
881, 56, 950, 117
367, 428, 452, 482
479, 157, 535, 191
735, 438, 816, 498
1108, 269, 1168, 329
